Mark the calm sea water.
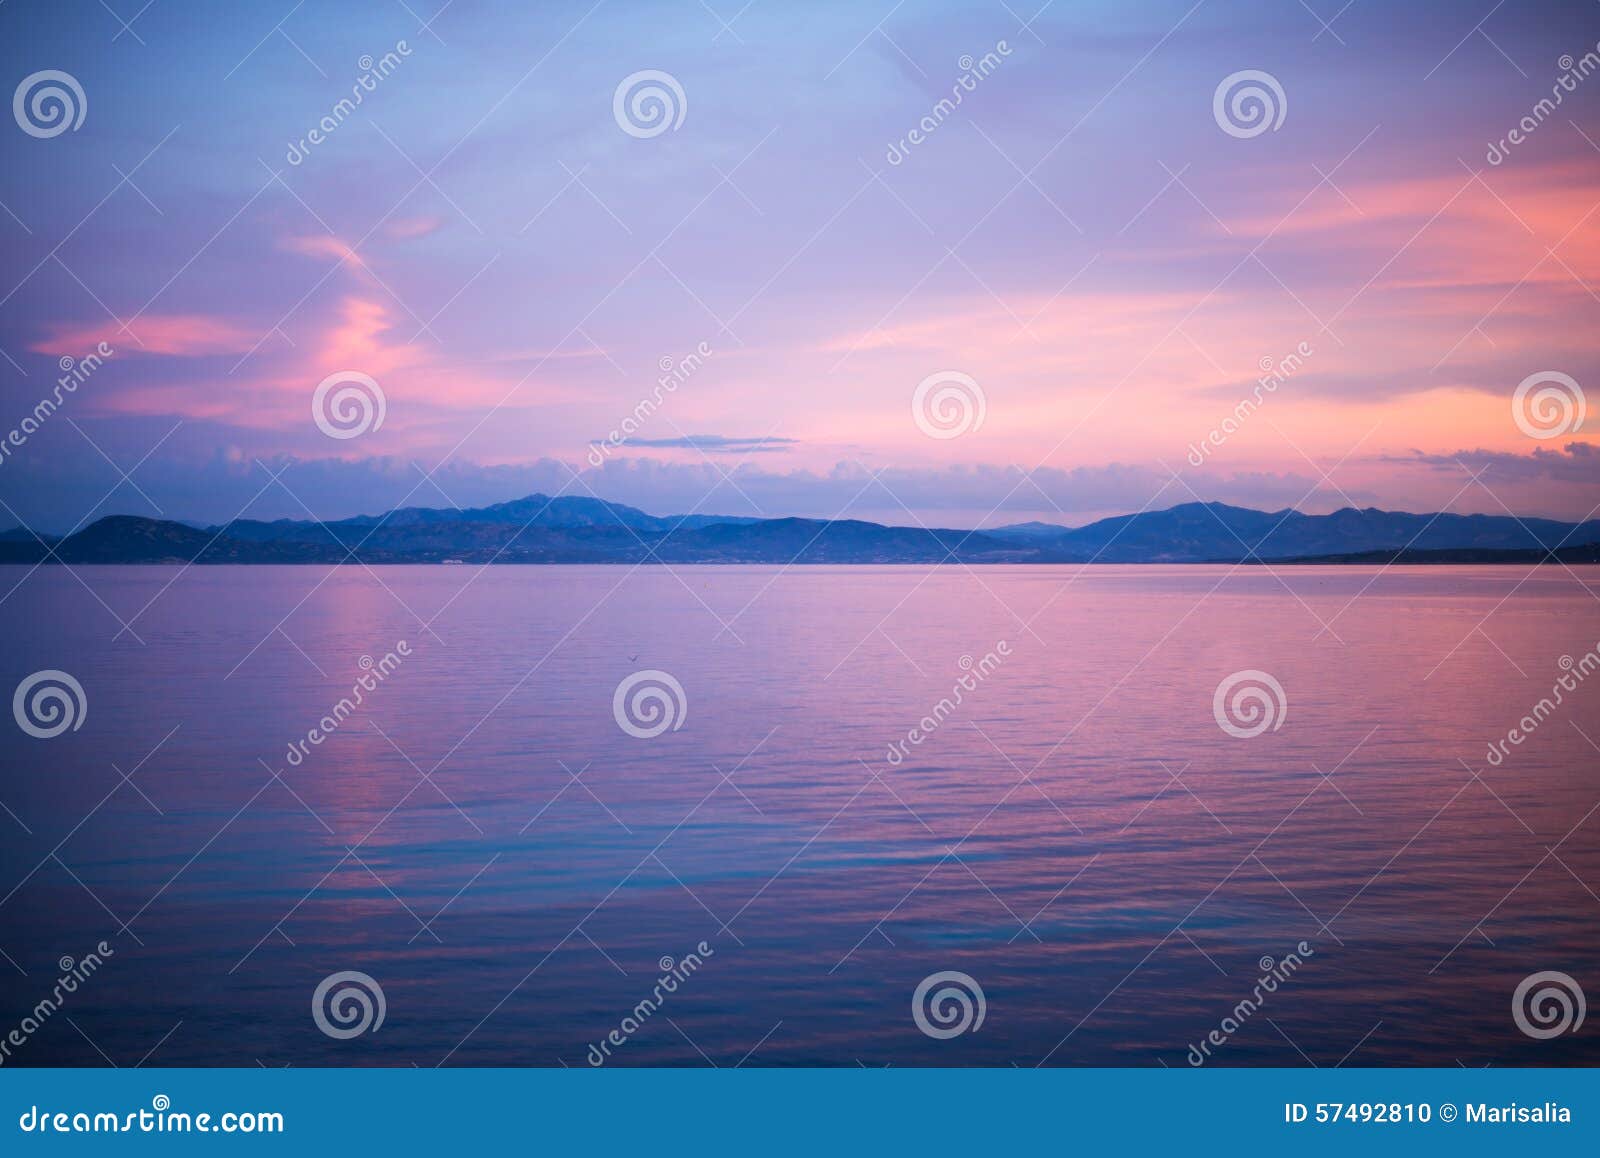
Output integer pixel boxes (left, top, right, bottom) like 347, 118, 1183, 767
1, 564, 1597, 1067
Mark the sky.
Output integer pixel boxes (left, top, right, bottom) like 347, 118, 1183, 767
1, 0, 1598, 532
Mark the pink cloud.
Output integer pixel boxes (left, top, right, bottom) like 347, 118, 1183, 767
383, 215, 446, 240
314, 295, 420, 381
1224, 161, 1600, 282
33, 314, 260, 357
92, 291, 578, 447
282, 234, 368, 268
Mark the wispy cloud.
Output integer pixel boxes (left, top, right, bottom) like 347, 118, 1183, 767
1384, 442, 1600, 483
31, 316, 260, 357
625, 435, 799, 453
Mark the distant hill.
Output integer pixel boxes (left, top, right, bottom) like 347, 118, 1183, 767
2, 497, 1597, 565
1007, 501, 1600, 563
216, 494, 762, 546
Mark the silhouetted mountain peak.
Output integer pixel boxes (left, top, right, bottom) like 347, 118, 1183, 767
4, 499, 1597, 566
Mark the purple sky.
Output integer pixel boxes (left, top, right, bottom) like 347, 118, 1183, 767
2, 0, 1599, 531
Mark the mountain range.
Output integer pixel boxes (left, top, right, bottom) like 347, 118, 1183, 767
1, 496, 1598, 565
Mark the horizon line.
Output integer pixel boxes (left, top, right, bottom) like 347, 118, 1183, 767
9, 493, 1597, 540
